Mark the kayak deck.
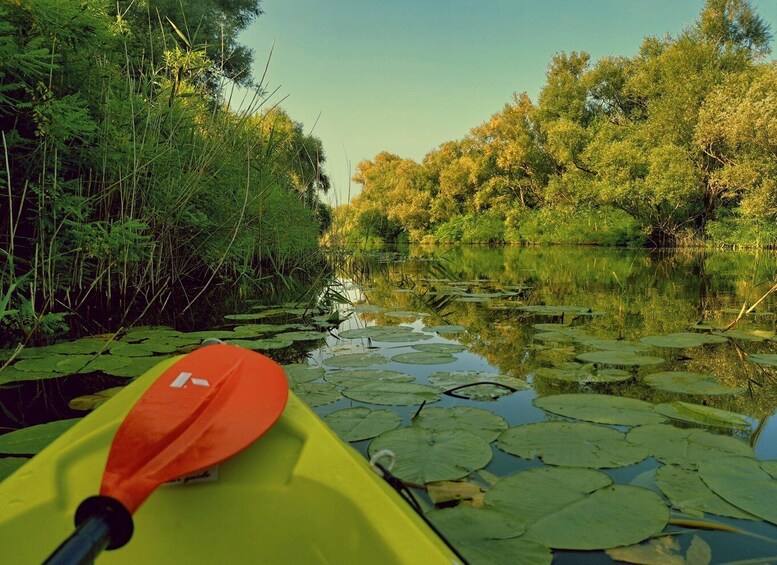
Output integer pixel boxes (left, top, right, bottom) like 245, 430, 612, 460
0, 356, 459, 564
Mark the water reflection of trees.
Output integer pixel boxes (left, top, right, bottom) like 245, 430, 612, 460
332, 246, 777, 439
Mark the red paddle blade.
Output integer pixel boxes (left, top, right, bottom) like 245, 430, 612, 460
100, 344, 288, 513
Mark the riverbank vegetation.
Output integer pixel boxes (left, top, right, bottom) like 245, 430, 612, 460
1, 0, 331, 344
328, 0, 776, 249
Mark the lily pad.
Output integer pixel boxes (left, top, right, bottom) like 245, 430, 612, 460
423, 325, 467, 335
391, 352, 457, 365
292, 382, 342, 408
643, 371, 744, 395
655, 464, 757, 520
533, 394, 666, 426
0, 457, 27, 481
324, 352, 388, 368
368, 427, 492, 483
497, 421, 648, 468
323, 407, 401, 441
342, 382, 441, 406
533, 331, 588, 343
428, 371, 529, 400
384, 311, 429, 318
324, 369, 414, 387
411, 343, 466, 354
225, 338, 294, 350
11, 356, 71, 374
414, 407, 508, 442
372, 332, 433, 343
275, 330, 326, 342
426, 507, 551, 565
103, 356, 170, 378
0, 365, 66, 385
576, 350, 665, 367
282, 364, 325, 385
68, 387, 124, 411
108, 343, 158, 357
747, 354, 777, 367
533, 363, 632, 384
78, 355, 133, 374
606, 535, 710, 565
698, 456, 777, 525
0, 419, 81, 455
654, 401, 750, 428
485, 467, 612, 523
339, 326, 414, 339
626, 424, 753, 469
522, 485, 669, 550
715, 329, 775, 342
640, 332, 727, 349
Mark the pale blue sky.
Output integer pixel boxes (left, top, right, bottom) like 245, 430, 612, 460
239, 1, 777, 204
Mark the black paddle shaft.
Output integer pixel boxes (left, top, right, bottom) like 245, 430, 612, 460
45, 496, 134, 565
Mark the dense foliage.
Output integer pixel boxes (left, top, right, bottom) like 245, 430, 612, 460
0, 0, 330, 341
330, 0, 776, 248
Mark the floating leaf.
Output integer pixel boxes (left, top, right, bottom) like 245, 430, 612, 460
11, 356, 71, 374
640, 332, 727, 349
324, 369, 414, 387
391, 352, 457, 365
533, 331, 588, 343
715, 329, 774, 342
342, 382, 441, 406
109, 343, 158, 357
0, 458, 27, 481
292, 382, 342, 408
497, 421, 647, 468
224, 313, 271, 322
0, 365, 65, 385
747, 354, 777, 367
414, 407, 508, 442
103, 356, 170, 378
323, 407, 401, 441
352, 304, 387, 314
368, 427, 492, 483
655, 465, 757, 520
643, 372, 744, 395
384, 311, 429, 318
275, 330, 326, 342
426, 481, 486, 506
323, 352, 388, 368
654, 401, 750, 428
339, 326, 413, 339
698, 456, 777, 525
626, 424, 753, 470
411, 343, 466, 354
533, 394, 666, 426
485, 467, 612, 523
426, 507, 551, 565
523, 485, 669, 550
226, 338, 294, 350
533, 363, 632, 383
282, 364, 325, 385
606, 535, 686, 565
576, 350, 664, 367
372, 332, 433, 343
68, 387, 124, 411
0, 419, 81, 455
423, 325, 466, 335
428, 371, 529, 400
78, 355, 133, 374
233, 323, 304, 337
